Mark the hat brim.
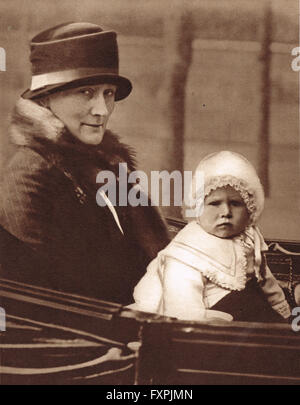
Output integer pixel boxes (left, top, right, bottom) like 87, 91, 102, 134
21, 73, 132, 101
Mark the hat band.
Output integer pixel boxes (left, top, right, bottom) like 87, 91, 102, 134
30, 67, 119, 91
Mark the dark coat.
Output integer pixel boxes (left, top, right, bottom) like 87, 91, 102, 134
0, 98, 169, 304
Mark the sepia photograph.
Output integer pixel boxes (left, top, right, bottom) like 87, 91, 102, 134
0, 0, 299, 388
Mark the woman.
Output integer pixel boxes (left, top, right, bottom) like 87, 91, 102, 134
0, 22, 169, 304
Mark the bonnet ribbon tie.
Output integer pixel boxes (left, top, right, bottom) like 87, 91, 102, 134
244, 226, 268, 281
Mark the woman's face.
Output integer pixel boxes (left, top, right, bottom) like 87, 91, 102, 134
48, 83, 117, 145
198, 186, 250, 238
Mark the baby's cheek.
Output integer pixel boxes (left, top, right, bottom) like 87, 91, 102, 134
205, 206, 217, 215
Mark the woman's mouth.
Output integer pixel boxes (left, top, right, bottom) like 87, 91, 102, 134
82, 123, 103, 128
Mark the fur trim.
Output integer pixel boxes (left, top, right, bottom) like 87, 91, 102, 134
9, 98, 65, 145
9, 97, 137, 172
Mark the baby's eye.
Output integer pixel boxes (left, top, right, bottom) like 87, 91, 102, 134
208, 201, 220, 206
230, 200, 244, 207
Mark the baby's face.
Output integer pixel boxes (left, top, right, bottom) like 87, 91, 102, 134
198, 186, 250, 238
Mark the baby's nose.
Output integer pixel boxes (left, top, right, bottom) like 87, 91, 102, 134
220, 203, 232, 217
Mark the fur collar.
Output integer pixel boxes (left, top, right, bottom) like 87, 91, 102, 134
9, 97, 137, 172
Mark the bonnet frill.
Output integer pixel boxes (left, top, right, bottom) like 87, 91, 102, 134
187, 150, 264, 224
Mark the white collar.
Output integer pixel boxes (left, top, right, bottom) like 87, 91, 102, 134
160, 222, 267, 291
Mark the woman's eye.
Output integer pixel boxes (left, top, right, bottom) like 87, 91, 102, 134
79, 88, 94, 97
208, 201, 220, 206
104, 88, 116, 97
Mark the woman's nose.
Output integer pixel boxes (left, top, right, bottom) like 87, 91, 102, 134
90, 93, 108, 116
220, 203, 232, 218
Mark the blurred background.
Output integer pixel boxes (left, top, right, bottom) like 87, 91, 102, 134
0, 0, 298, 240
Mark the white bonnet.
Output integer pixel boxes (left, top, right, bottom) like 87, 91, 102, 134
188, 151, 265, 224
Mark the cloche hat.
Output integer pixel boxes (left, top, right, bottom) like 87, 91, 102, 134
22, 22, 132, 101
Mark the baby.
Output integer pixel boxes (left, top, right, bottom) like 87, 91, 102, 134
132, 151, 291, 323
